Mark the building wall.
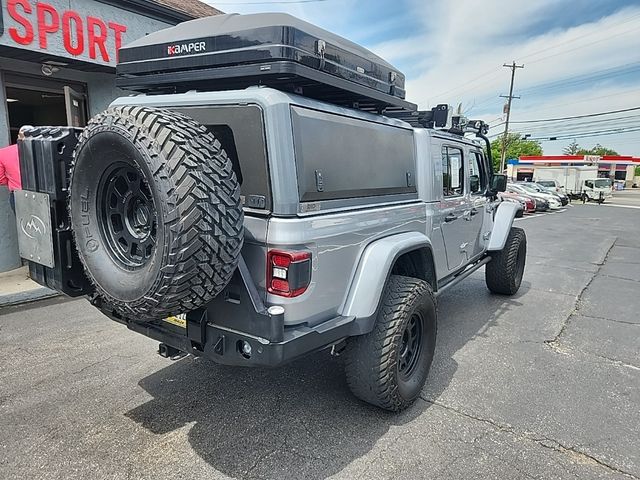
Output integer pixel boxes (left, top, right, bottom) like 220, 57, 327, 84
0, 0, 172, 68
0, 0, 179, 271
0, 56, 129, 146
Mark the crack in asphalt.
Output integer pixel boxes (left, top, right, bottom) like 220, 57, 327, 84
545, 341, 640, 371
545, 238, 617, 347
71, 354, 137, 375
600, 273, 640, 283
578, 314, 639, 327
420, 397, 639, 479
243, 435, 324, 479
355, 429, 416, 480
539, 238, 640, 371
243, 439, 287, 479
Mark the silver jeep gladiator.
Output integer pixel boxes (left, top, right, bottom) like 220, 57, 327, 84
14, 13, 525, 411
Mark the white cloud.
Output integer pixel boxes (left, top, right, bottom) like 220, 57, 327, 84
384, 1, 640, 154
212, 0, 640, 155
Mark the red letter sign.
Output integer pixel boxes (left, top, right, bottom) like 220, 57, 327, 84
108, 21, 127, 62
87, 16, 109, 61
8, 0, 34, 45
62, 11, 84, 56
37, 2, 60, 49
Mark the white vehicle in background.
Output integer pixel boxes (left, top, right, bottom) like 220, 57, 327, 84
509, 183, 562, 210
536, 179, 563, 193
534, 166, 612, 201
582, 178, 613, 202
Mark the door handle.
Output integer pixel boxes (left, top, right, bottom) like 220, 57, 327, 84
444, 214, 458, 223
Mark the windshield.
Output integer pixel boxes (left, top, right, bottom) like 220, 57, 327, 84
519, 184, 541, 193
594, 179, 610, 188
538, 181, 555, 187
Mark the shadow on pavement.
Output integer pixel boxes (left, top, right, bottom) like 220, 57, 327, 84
423, 280, 530, 401
125, 279, 529, 479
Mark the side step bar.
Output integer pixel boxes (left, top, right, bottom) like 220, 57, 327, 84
435, 256, 491, 297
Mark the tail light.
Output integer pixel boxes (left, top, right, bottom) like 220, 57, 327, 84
267, 250, 312, 297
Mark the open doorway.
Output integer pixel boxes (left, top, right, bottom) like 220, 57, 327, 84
6, 87, 66, 142
5, 75, 88, 143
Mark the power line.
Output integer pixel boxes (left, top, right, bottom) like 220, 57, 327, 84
435, 12, 640, 112
517, 63, 640, 96
520, 117, 640, 136
509, 106, 640, 124
427, 69, 504, 102
521, 126, 640, 141
468, 62, 640, 117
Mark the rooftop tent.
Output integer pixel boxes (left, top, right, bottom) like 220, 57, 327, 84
116, 13, 416, 113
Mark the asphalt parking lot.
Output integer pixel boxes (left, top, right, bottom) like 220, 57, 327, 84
1, 193, 639, 479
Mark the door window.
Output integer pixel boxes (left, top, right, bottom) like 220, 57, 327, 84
470, 151, 487, 194
442, 146, 464, 197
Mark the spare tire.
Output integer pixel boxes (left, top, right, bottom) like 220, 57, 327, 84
69, 106, 243, 319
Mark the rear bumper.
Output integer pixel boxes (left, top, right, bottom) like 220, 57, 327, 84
127, 314, 355, 367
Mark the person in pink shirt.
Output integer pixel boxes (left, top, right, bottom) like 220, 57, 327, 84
0, 125, 32, 213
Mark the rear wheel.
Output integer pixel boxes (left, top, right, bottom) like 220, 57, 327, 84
485, 227, 526, 295
69, 106, 244, 319
344, 275, 437, 411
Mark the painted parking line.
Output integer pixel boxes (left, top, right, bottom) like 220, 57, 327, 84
593, 203, 640, 210
514, 208, 567, 221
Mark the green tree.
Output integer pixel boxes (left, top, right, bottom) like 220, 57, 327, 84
489, 133, 543, 171
563, 140, 581, 155
576, 143, 619, 156
635, 165, 640, 176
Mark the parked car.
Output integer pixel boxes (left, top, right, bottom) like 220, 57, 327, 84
506, 185, 549, 211
534, 183, 569, 206
536, 179, 564, 194
499, 194, 524, 217
499, 191, 536, 215
510, 183, 562, 209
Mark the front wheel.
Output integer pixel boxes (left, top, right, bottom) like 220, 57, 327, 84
344, 275, 437, 411
485, 227, 527, 295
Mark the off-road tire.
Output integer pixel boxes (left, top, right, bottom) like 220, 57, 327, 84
69, 106, 243, 319
485, 226, 526, 295
344, 275, 437, 411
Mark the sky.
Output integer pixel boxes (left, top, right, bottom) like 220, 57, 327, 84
206, 0, 640, 156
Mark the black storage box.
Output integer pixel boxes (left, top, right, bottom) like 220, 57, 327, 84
18, 127, 93, 297
117, 13, 417, 113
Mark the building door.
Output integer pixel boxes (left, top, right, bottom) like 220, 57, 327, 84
4, 74, 87, 143
64, 86, 88, 127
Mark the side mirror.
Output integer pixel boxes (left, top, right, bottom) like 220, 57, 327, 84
470, 175, 480, 193
491, 174, 507, 193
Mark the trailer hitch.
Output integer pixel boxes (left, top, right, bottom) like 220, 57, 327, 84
158, 343, 187, 360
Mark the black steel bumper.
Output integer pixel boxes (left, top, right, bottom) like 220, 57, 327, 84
128, 314, 355, 367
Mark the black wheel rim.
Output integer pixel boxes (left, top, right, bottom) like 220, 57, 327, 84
397, 312, 424, 380
97, 162, 157, 268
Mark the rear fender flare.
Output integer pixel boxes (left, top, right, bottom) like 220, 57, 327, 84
487, 201, 519, 251
341, 232, 434, 335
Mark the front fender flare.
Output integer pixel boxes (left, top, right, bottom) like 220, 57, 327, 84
487, 201, 519, 251
340, 231, 433, 325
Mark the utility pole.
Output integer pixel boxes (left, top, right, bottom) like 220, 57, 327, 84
499, 61, 524, 172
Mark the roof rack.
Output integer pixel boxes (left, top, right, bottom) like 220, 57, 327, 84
386, 104, 489, 137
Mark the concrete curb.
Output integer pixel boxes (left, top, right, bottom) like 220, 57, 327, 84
0, 287, 60, 307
